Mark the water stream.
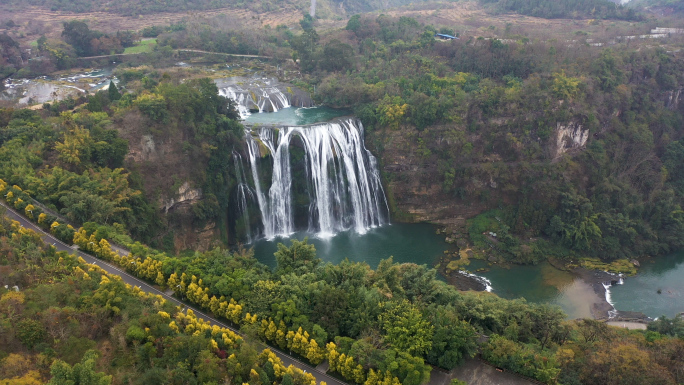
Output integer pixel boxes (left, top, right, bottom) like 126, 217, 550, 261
1, 68, 116, 106
610, 252, 684, 318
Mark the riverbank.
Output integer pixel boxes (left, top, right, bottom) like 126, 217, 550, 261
439, 250, 653, 322
570, 266, 624, 320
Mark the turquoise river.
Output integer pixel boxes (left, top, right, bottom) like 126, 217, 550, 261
245, 106, 684, 320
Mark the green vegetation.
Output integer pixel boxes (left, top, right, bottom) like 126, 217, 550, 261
0, 105, 157, 242
578, 258, 637, 276
0, 34, 22, 80
61, 21, 138, 57
2, 215, 683, 384
0, 214, 318, 385
122, 38, 157, 54
0, 71, 244, 247
631, 0, 684, 13
2, 0, 649, 18
2, 6, 684, 385
478, 0, 642, 20
292, 14, 684, 264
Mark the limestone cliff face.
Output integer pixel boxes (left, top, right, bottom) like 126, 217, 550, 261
162, 182, 202, 213
370, 120, 591, 235
369, 124, 486, 234
665, 87, 683, 110
117, 111, 219, 252
161, 182, 218, 251
555, 122, 589, 158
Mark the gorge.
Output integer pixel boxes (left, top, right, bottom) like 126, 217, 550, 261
217, 78, 388, 241
216, 75, 684, 322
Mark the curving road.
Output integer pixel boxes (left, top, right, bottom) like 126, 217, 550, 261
1, 202, 343, 385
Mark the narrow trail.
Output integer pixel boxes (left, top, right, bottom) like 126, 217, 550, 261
77, 49, 272, 60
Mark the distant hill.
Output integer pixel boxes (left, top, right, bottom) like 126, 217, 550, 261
630, 0, 684, 15
2, 0, 444, 17
478, 0, 642, 20
3, 0, 645, 19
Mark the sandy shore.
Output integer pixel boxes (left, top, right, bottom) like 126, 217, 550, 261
442, 255, 652, 322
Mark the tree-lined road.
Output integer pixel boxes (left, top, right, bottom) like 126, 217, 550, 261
1, 202, 343, 385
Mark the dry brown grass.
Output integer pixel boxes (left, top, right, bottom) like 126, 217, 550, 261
0, 4, 305, 44
358, 1, 649, 42
0, 1, 665, 52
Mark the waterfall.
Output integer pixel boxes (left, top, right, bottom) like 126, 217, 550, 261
233, 152, 254, 243
245, 118, 389, 239
216, 78, 293, 119
220, 88, 251, 120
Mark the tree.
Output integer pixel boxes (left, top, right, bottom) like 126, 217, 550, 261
346, 15, 361, 32
551, 71, 582, 101
108, 82, 121, 101
376, 96, 408, 130
582, 343, 675, 385
299, 14, 315, 31
426, 307, 477, 369
591, 50, 624, 92
55, 126, 93, 167
290, 29, 319, 72
274, 238, 320, 275
545, 192, 601, 251
42, 39, 77, 70
16, 319, 46, 349
47, 349, 112, 385
62, 21, 98, 57
320, 40, 355, 72
378, 299, 433, 356
196, 350, 222, 384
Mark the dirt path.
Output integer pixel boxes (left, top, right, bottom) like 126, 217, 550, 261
606, 321, 648, 330
76, 49, 272, 60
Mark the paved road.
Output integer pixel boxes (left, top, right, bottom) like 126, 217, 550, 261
0, 202, 343, 385
449, 358, 537, 385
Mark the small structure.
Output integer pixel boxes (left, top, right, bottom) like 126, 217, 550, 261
434, 33, 458, 41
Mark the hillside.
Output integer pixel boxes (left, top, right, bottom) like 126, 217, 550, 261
2, 3, 684, 383
0, 0, 644, 21
2, 209, 683, 385
631, 0, 684, 15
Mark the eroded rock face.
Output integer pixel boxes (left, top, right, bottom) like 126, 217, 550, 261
370, 124, 486, 234
173, 219, 218, 252
162, 182, 217, 252
555, 122, 589, 158
163, 181, 202, 213
665, 88, 683, 110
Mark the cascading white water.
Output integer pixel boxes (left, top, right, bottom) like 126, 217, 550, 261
217, 79, 291, 119
245, 118, 389, 239
220, 88, 251, 119
233, 152, 254, 243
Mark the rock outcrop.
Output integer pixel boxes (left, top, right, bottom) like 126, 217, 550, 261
163, 182, 202, 213
555, 122, 589, 158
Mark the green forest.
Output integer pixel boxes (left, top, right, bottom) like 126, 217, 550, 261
477, 0, 641, 20
2, 0, 684, 383
2, 212, 683, 384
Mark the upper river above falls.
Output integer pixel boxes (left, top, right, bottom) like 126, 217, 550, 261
244, 106, 351, 126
